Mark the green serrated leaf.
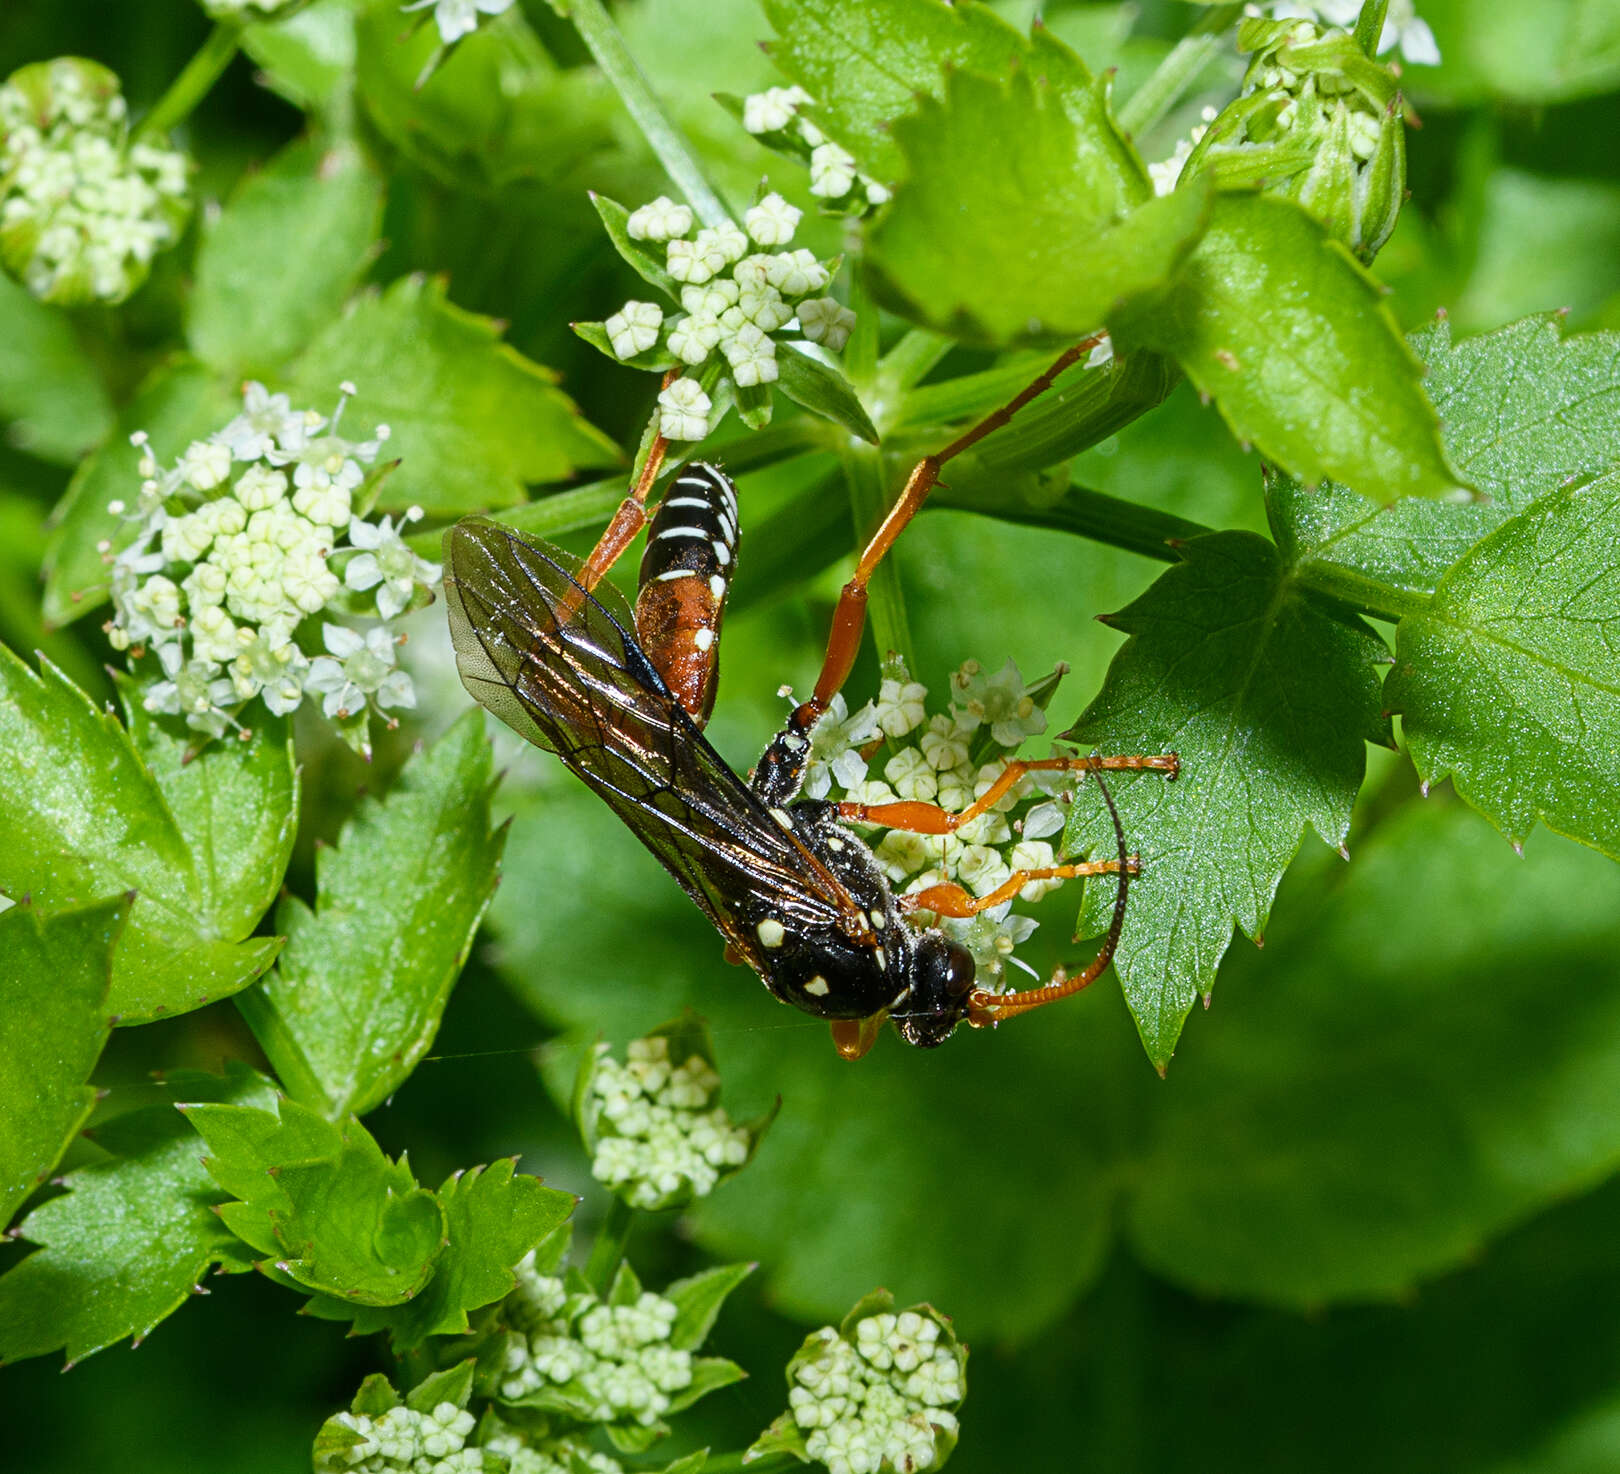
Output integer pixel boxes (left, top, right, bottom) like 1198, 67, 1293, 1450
180, 1095, 445, 1306
1386, 472, 1620, 860
307, 1160, 575, 1351
1271, 314, 1620, 610
0, 1063, 275, 1365
868, 69, 1207, 344
187, 137, 384, 377
41, 361, 241, 626
0, 271, 113, 464
0, 898, 126, 1229
0, 647, 289, 1023
761, 0, 1136, 191
289, 276, 619, 515
240, 708, 505, 1118
774, 343, 878, 443
1113, 193, 1462, 503
117, 677, 298, 945
1065, 532, 1392, 1067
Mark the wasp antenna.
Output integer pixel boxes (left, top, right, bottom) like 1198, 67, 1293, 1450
967, 766, 1131, 1026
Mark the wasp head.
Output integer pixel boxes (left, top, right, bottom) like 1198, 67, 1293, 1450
891, 932, 977, 1049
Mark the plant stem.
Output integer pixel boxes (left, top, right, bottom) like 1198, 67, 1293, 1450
564, 0, 730, 226
584, 1195, 635, 1294
1116, 4, 1243, 139
1290, 559, 1430, 624
933, 480, 1205, 564
135, 23, 240, 140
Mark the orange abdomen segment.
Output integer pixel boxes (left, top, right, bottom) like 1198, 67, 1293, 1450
634, 464, 739, 728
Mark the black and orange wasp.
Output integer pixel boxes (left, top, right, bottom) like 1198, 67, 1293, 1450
443, 343, 1178, 1059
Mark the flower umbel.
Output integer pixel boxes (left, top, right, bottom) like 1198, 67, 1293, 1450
0, 58, 190, 305
586, 183, 855, 442
751, 1291, 967, 1474
104, 380, 438, 754
580, 1031, 766, 1211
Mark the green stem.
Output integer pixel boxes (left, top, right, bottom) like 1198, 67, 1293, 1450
584, 1195, 635, 1294
565, 0, 730, 226
1116, 4, 1243, 139
1290, 559, 1430, 624
933, 481, 1206, 564
135, 22, 240, 140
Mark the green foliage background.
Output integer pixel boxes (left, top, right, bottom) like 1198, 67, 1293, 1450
5, 0, 1620, 1469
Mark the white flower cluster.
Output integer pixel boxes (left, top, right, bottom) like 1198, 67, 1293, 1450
498, 1253, 693, 1426
401, 0, 515, 46
803, 658, 1083, 986
104, 380, 440, 751
740, 86, 891, 214
319, 1401, 481, 1474
587, 1036, 750, 1209
788, 1311, 964, 1474
607, 191, 853, 442
1262, 0, 1440, 64
0, 58, 189, 305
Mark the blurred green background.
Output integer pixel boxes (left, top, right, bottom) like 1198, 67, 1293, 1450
6, 0, 1620, 1470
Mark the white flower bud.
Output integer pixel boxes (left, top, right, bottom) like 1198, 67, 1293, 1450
809, 141, 857, 198
626, 194, 693, 241
604, 299, 664, 359
797, 296, 856, 351
745, 192, 802, 246
657, 377, 712, 441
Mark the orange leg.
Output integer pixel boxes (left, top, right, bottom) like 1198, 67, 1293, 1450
559, 368, 681, 628
902, 858, 1138, 918
836, 753, 1179, 836
785, 336, 1106, 737
577, 424, 672, 594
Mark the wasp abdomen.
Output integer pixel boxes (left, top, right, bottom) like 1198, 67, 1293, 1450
634, 464, 739, 728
